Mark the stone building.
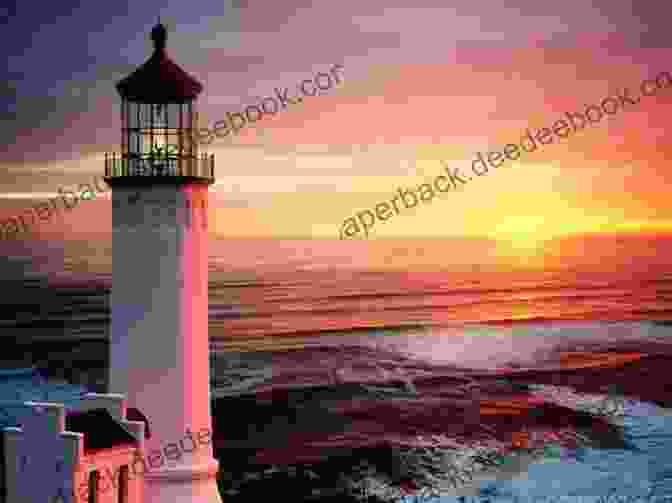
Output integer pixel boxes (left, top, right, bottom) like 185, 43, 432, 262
0, 367, 147, 503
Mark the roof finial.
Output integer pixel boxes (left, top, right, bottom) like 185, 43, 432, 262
151, 17, 167, 51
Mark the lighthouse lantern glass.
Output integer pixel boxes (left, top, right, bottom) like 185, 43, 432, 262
122, 100, 197, 160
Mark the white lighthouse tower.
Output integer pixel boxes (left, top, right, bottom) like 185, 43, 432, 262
104, 21, 222, 502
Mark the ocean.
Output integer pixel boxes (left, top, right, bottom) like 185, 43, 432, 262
2, 233, 672, 501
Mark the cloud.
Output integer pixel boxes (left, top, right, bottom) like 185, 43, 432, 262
0, 193, 64, 200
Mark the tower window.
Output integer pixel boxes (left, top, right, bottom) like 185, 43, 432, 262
88, 471, 99, 503
118, 465, 129, 503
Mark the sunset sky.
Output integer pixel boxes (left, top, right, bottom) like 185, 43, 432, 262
2, 0, 672, 243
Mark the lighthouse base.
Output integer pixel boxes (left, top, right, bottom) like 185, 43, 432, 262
144, 459, 223, 502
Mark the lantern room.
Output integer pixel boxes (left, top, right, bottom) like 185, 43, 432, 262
104, 21, 214, 183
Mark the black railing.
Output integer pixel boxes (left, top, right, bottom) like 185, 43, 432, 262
104, 153, 215, 179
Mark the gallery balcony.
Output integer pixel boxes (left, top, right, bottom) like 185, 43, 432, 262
104, 152, 215, 185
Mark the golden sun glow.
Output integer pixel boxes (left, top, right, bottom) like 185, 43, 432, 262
488, 215, 556, 253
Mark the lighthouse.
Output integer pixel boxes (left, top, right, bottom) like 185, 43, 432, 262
104, 21, 222, 502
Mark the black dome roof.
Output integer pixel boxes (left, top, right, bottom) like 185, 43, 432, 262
115, 22, 203, 103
